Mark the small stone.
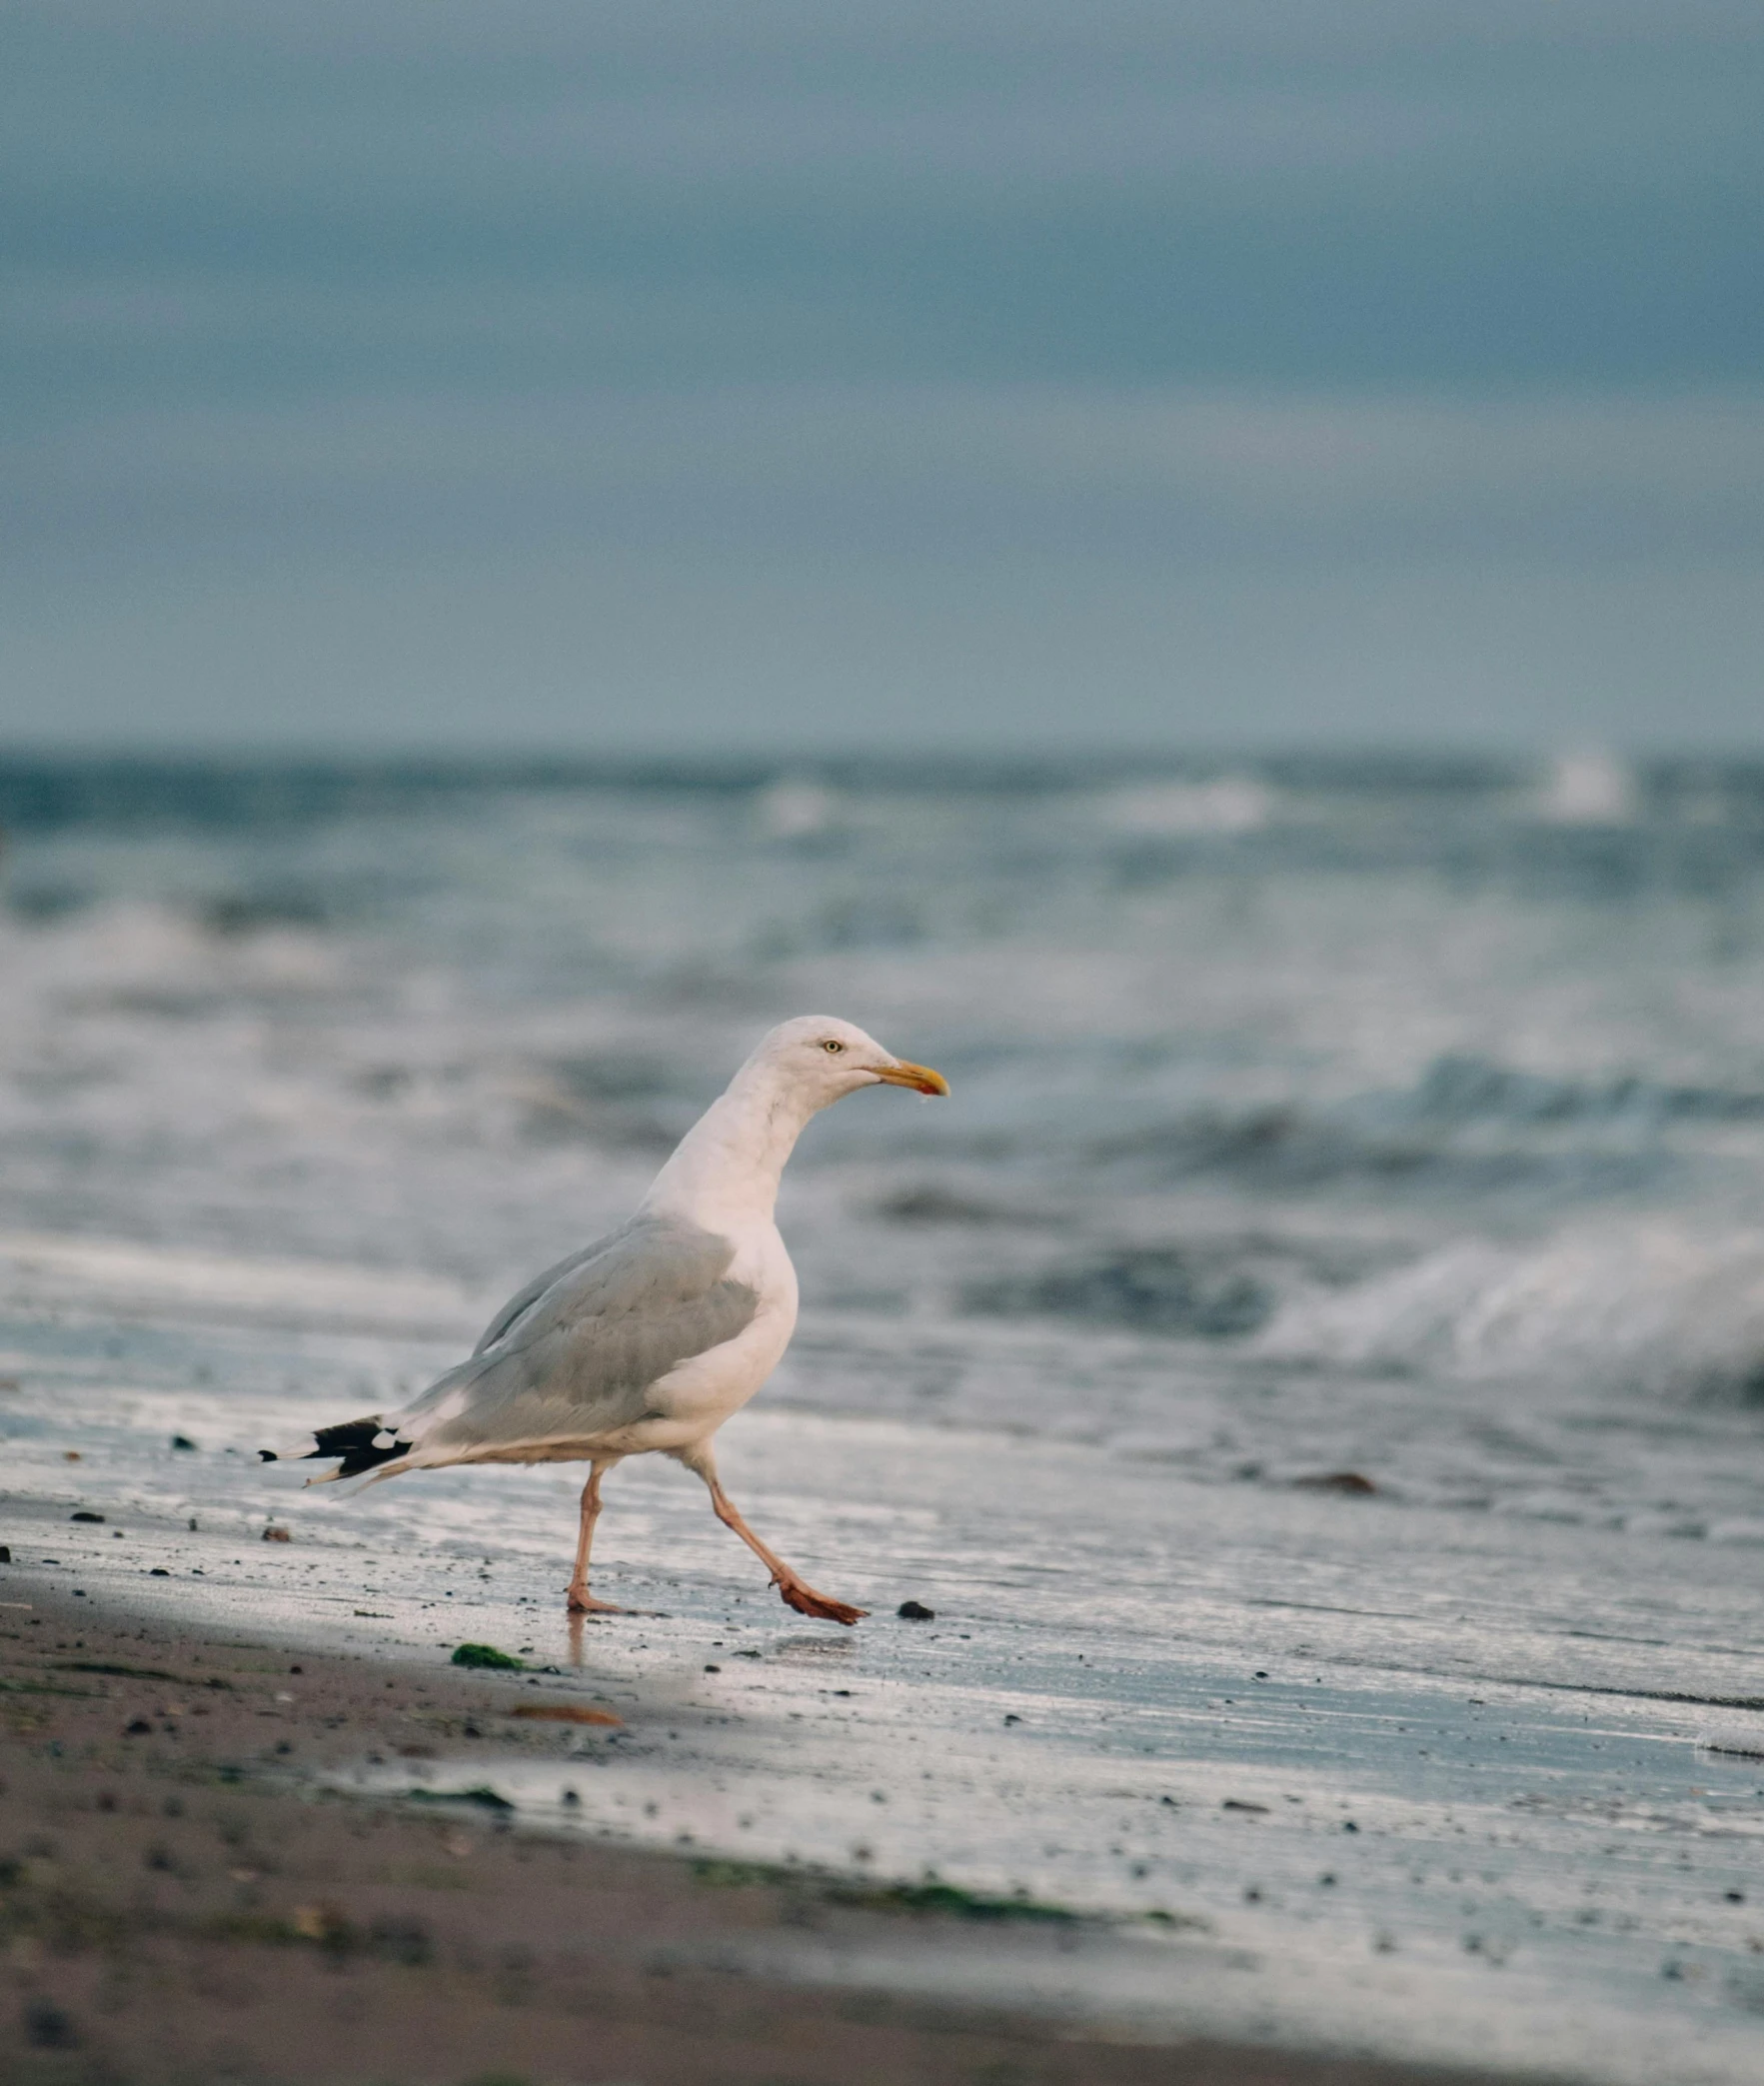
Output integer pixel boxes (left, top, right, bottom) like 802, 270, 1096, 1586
71, 1510, 104, 1524
897, 1599, 935, 1620
171, 1434, 198, 1451
25, 2001, 78, 2051
262, 1526, 292, 1543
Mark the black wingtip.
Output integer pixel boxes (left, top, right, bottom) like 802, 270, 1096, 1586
301, 1414, 411, 1478
259, 1416, 410, 1477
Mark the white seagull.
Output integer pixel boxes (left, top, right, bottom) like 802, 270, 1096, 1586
261, 1017, 948, 1624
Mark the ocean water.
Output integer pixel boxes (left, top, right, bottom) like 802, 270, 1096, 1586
5, 752, 1764, 2078
8, 753, 1764, 1458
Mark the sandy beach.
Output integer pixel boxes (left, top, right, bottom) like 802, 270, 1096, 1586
0, 1573, 1542, 2086
5, 1225, 1764, 2085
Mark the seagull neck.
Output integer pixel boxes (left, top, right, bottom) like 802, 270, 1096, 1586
641, 1070, 816, 1232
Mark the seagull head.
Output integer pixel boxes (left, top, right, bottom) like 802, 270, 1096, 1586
748, 1015, 949, 1109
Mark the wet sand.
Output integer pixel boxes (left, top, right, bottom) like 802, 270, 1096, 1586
0, 1578, 1529, 2086
6, 1238, 1764, 2082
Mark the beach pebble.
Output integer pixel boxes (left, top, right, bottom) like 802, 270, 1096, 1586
25, 2002, 78, 2052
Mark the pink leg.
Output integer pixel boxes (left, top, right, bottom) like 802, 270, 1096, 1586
565, 1459, 622, 1614
679, 1445, 867, 1626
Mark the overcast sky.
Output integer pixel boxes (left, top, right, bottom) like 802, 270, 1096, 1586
3, 0, 1761, 754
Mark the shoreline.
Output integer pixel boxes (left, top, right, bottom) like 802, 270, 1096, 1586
0, 1570, 1540, 2086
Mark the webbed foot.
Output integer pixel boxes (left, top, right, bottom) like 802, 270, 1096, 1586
565, 1587, 624, 1615
777, 1579, 867, 1626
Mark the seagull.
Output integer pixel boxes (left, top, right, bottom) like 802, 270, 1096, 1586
261, 1017, 948, 1624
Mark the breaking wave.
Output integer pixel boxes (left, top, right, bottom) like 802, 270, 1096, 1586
950, 1215, 1764, 1405
1255, 1223, 1764, 1400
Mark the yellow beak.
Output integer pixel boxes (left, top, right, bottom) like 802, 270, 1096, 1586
874, 1058, 950, 1097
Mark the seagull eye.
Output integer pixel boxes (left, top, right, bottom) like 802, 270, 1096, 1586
822, 1039, 845, 1053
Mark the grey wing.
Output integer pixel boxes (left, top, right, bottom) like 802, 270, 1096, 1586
394, 1213, 758, 1461
471, 1235, 616, 1355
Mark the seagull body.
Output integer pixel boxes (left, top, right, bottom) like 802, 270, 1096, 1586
261, 1017, 948, 1622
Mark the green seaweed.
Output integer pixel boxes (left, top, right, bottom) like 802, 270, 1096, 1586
838, 1879, 1078, 1922
450, 1643, 524, 1670
691, 1858, 1077, 1922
